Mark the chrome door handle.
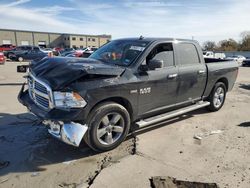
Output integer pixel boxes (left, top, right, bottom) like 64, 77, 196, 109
168, 73, 178, 79
198, 70, 205, 74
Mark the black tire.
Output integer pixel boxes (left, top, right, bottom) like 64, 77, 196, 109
84, 102, 130, 152
7, 53, 14, 59
207, 82, 226, 112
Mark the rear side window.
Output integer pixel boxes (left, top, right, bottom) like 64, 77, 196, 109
22, 46, 32, 50
147, 43, 174, 67
177, 43, 200, 65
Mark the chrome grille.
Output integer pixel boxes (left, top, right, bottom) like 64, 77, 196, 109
28, 74, 53, 110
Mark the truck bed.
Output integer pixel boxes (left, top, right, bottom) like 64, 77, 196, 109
203, 59, 239, 98
204, 57, 231, 63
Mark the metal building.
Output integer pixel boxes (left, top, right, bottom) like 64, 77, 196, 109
0, 29, 111, 48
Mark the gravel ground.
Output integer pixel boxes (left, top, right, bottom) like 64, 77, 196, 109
0, 61, 250, 188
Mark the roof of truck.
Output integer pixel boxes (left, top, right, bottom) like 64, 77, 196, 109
113, 37, 197, 43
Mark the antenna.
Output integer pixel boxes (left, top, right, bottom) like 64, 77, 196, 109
139, 35, 144, 40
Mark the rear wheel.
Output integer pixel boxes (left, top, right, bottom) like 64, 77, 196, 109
7, 53, 13, 59
207, 82, 226, 111
84, 102, 130, 152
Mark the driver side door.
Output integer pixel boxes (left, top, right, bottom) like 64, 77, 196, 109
136, 43, 179, 116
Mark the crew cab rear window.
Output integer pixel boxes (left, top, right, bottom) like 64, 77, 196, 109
177, 43, 200, 65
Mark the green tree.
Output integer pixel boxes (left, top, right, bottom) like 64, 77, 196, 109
217, 39, 238, 51
239, 31, 250, 51
203, 41, 217, 51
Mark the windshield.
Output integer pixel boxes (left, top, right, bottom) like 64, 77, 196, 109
89, 40, 150, 66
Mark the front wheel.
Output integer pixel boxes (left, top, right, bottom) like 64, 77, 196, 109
207, 82, 226, 112
84, 102, 130, 152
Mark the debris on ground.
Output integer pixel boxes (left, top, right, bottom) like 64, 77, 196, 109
0, 179, 9, 184
62, 159, 77, 165
194, 130, 223, 140
0, 161, 10, 169
31, 172, 40, 177
58, 182, 78, 188
150, 176, 219, 188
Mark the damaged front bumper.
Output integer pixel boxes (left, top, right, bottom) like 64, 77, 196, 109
18, 83, 88, 147
44, 120, 88, 147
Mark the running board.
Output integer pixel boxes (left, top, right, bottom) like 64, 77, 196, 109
136, 101, 210, 128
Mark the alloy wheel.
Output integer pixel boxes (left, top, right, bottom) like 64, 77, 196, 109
213, 87, 225, 108
96, 112, 125, 145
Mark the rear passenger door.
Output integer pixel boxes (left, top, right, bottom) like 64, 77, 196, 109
175, 42, 207, 104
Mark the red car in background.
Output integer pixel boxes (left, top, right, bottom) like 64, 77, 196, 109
0, 52, 6, 64
0, 44, 15, 52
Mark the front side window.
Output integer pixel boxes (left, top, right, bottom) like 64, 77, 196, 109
146, 43, 174, 67
90, 40, 150, 66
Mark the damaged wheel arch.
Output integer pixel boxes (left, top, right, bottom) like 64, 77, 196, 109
88, 97, 135, 123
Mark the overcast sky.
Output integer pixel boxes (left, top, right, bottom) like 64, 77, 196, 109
0, 0, 249, 44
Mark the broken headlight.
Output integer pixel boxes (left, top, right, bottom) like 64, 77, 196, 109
53, 92, 87, 108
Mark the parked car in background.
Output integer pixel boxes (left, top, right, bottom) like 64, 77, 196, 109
4, 45, 34, 58
65, 53, 78, 57
60, 50, 75, 57
203, 51, 226, 59
0, 44, 15, 52
52, 47, 63, 56
77, 47, 97, 57
226, 55, 246, 64
81, 51, 93, 58
0, 52, 6, 64
41, 48, 53, 54
53, 47, 63, 52
61, 47, 97, 58
242, 58, 250, 67
10, 47, 48, 62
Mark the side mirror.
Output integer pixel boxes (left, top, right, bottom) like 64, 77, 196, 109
148, 59, 163, 70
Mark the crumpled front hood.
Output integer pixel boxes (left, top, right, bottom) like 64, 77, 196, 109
30, 57, 125, 90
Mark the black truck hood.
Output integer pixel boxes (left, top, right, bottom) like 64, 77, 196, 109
30, 57, 125, 90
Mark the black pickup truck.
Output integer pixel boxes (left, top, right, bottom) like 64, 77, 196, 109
18, 38, 239, 151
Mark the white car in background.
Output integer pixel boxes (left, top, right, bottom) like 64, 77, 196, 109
41, 48, 53, 53
203, 51, 226, 59
225, 55, 246, 64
